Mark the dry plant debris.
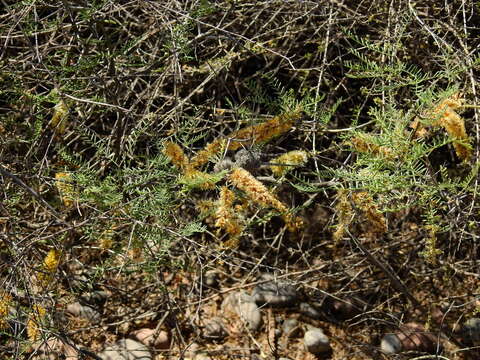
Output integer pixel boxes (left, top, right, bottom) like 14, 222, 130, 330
1, 1, 479, 360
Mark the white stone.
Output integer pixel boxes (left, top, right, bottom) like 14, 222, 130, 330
304, 328, 330, 354
66, 302, 101, 322
222, 291, 262, 331
98, 339, 151, 360
380, 334, 402, 354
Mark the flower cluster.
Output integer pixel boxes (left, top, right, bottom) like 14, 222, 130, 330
27, 304, 46, 341
190, 112, 300, 168
37, 249, 61, 287
214, 187, 245, 247
333, 189, 354, 242
350, 136, 395, 160
228, 167, 301, 232
351, 191, 387, 239
270, 150, 308, 176
55, 172, 75, 207
163, 111, 304, 244
0, 292, 12, 330
412, 93, 471, 161
333, 190, 387, 241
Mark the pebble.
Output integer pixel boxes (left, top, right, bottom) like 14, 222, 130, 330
31, 338, 79, 360
98, 339, 151, 360
329, 298, 359, 319
81, 291, 109, 305
380, 333, 402, 354
222, 291, 262, 331
66, 302, 101, 322
298, 302, 322, 320
133, 328, 170, 349
194, 354, 212, 360
203, 317, 228, 339
252, 274, 299, 307
380, 322, 440, 354
304, 328, 331, 354
214, 158, 235, 173
282, 318, 301, 337
234, 149, 262, 172
462, 318, 480, 344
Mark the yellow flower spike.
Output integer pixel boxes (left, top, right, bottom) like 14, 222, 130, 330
229, 167, 300, 232
0, 292, 12, 330
215, 187, 244, 240
333, 189, 353, 242
99, 228, 115, 250
50, 100, 69, 135
414, 93, 472, 161
190, 139, 227, 169
270, 150, 308, 176
37, 249, 61, 287
352, 191, 387, 239
229, 167, 287, 212
27, 304, 47, 341
43, 249, 60, 273
163, 141, 189, 169
190, 111, 301, 168
55, 172, 75, 207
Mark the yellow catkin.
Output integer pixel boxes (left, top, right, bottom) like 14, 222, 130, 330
414, 93, 471, 161
333, 189, 353, 242
229, 167, 300, 231
43, 249, 60, 273
190, 112, 301, 168
0, 292, 12, 330
351, 191, 387, 239
350, 136, 395, 159
270, 150, 308, 176
38, 249, 61, 287
180, 167, 217, 190
55, 172, 74, 207
27, 305, 46, 341
127, 247, 143, 262
50, 100, 69, 135
421, 224, 443, 265
163, 142, 190, 169
215, 187, 244, 239
99, 228, 115, 250
190, 140, 227, 169
229, 167, 287, 212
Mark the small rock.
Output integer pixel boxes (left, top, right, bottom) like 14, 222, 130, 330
203, 317, 228, 339
66, 302, 101, 322
462, 318, 480, 344
380, 334, 402, 354
222, 291, 262, 331
183, 342, 200, 358
81, 291, 109, 305
329, 298, 360, 320
304, 328, 331, 354
234, 149, 262, 172
98, 339, 151, 360
214, 158, 235, 173
133, 328, 169, 349
380, 322, 441, 354
282, 318, 301, 337
32, 337, 79, 360
252, 274, 300, 307
299, 302, 322, 320
194, 353, 212, 360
